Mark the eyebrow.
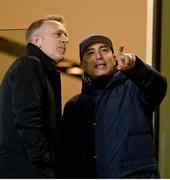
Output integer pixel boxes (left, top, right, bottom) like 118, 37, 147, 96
86, 44, 110, 51
54, 29, 68, 37
62, 30, 68, 37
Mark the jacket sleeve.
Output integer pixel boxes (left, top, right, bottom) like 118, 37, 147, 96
11, 57, 52, 172
123, 57, 167, 111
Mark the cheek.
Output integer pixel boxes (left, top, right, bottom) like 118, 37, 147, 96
82, 65, 89, 72
108, 61, 116, 73
108, 57, 116, 65
83, 61, 94, 71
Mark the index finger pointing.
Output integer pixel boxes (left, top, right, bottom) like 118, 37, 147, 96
118, 45, 124, 54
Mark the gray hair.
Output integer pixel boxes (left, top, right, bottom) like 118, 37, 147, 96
26, 15, 65, 43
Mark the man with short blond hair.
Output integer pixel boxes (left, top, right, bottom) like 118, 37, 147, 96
0, 15, 69, 178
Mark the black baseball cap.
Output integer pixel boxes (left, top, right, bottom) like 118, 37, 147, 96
79, 34, 114, 61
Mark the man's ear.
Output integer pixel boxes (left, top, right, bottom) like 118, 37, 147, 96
80, 61, 82, 67
112, 54, 117, 66
113, 54, 116, 59
80, 61, 84, 68
32, 34, 41, 48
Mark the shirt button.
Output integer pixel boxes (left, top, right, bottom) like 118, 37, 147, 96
93, 154, 101, 159
93, 122, 97, 127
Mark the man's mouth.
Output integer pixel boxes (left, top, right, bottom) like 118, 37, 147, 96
95, 63, 106, 68
59, 47, 66, 53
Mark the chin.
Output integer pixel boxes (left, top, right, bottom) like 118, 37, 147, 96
96, 72, 108, 77
58, 55, 65, 61
55, 56, 64, 63
55, 59, 62, 64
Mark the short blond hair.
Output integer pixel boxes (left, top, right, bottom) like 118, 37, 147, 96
26, 15, 65, 43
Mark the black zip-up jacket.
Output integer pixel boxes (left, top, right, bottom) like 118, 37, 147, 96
0, 43, 61, 178
60, 57, 167, 178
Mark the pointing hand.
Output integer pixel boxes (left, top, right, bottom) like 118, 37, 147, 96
116, 45, 136, 71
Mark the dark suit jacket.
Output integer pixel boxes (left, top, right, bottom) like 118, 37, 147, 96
0, 43, 61, 178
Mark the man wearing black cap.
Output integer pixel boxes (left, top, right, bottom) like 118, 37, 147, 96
59, 34, 167, 178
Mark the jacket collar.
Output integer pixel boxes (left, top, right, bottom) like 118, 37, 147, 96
25, 43, 57, 71
81, 69, 127, 93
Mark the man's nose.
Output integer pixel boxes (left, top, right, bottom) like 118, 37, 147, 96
62, 34, 69, 44
96, 51, 102, 59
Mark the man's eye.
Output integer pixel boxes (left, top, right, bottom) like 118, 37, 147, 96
54, 32, 61, 37
87, 51, 94, 55
57, 32, 62, 36
101, 48, 109, 51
